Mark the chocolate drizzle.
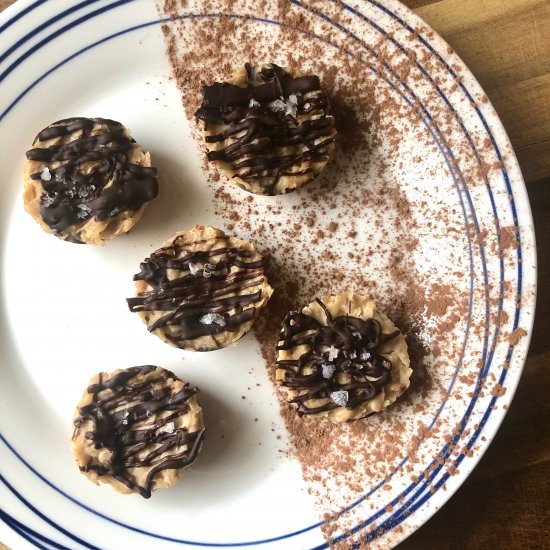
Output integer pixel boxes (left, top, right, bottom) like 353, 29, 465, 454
127, 233, 269, 349
276, 300, 400, 416
25, 117, 158, 241
73, 365, 204, 498
195, 64, 336, 194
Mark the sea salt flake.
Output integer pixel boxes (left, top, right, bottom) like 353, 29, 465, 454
327, 345, 339, 361
321, 363, 336, 379
352, 332, 362, 339
162, 422, 175, 434
348, 350, 357, 359
199, 313, 226, 327
330, 390, 349, 407
41, 194, 56, 207
40, 167, 52, 181
188, 262, 200, 275
249, 98, 261, 108
360, 351, 372, 361
303, 102, 311, 110
268, 98, 286, 112
76, 204, 91, 219
203, 269, 212, 279
285, 94, 299, 117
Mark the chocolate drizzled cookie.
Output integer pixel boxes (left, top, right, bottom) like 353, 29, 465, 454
127, 225, 273, 351
276, 294, 411, 423
195, 63, 337, 195
71, 366, 205, 498
23, 117, 158, 244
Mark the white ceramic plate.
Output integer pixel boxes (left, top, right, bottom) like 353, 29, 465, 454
0, 1, 537, 549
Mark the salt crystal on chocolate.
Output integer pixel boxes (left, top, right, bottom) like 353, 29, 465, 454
268, 98, 286, 112
330, 390, 349, 407
249, 98, 261, 108
199, 313, 226, 326
321, 363, 336, 379
328, 345, 339, 361
286, 94, 299, 117
188, 262, 200, 275
161, 422, 175, 434
40, 167, 52, 181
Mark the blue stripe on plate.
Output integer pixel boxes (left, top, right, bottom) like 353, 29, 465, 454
0, 0, 104, 66
0, 0, 134, 84
0, 0, 47, 34
0, 473, 99, 550
0, 508, 71, 550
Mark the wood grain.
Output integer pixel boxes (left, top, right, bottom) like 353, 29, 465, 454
0, 1, 547, 549
413, 0, 550, 185
0, 0, 14, 12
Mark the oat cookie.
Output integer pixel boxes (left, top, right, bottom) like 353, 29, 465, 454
72, 365, 204, 498
195, 63, 337, 195
127, 225, 273, 351
23, 117, 158, 244
276, 293, 411, 423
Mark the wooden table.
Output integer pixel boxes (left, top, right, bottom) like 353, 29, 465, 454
0, 0, 548, 548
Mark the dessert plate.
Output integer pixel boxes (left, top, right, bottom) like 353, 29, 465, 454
0, 1, 536, 549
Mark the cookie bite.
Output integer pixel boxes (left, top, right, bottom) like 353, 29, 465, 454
195, 63, 337, 195
127, 225, 273, 351
276, 293, 411, 423
23, 117, 158, 244
71, 365, 205, 498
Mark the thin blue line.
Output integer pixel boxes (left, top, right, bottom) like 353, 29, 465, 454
294, 0, 499, 535
292, 0, 496, 371
336, 0, 507, 362
0, 508, 71, 550
308, 1, 525, 544
0, 0, 103, 65
0, 473, 99, 550
0, 513, 51, 550
0, 0, 46, 34
0, 0, 134, 84
0, 10, 478, 547
364, 0, 524, 317
366, 351, 516, 544
301, 2, 516, 545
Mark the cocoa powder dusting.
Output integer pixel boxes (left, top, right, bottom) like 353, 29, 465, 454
155, 1, 530, 547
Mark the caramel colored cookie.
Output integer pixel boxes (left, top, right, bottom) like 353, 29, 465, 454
71, 365, 205, 498
276, 293, 411, 423
23, 117, 158, 244
195, 63, 337, 195
127, 225, 273, 351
